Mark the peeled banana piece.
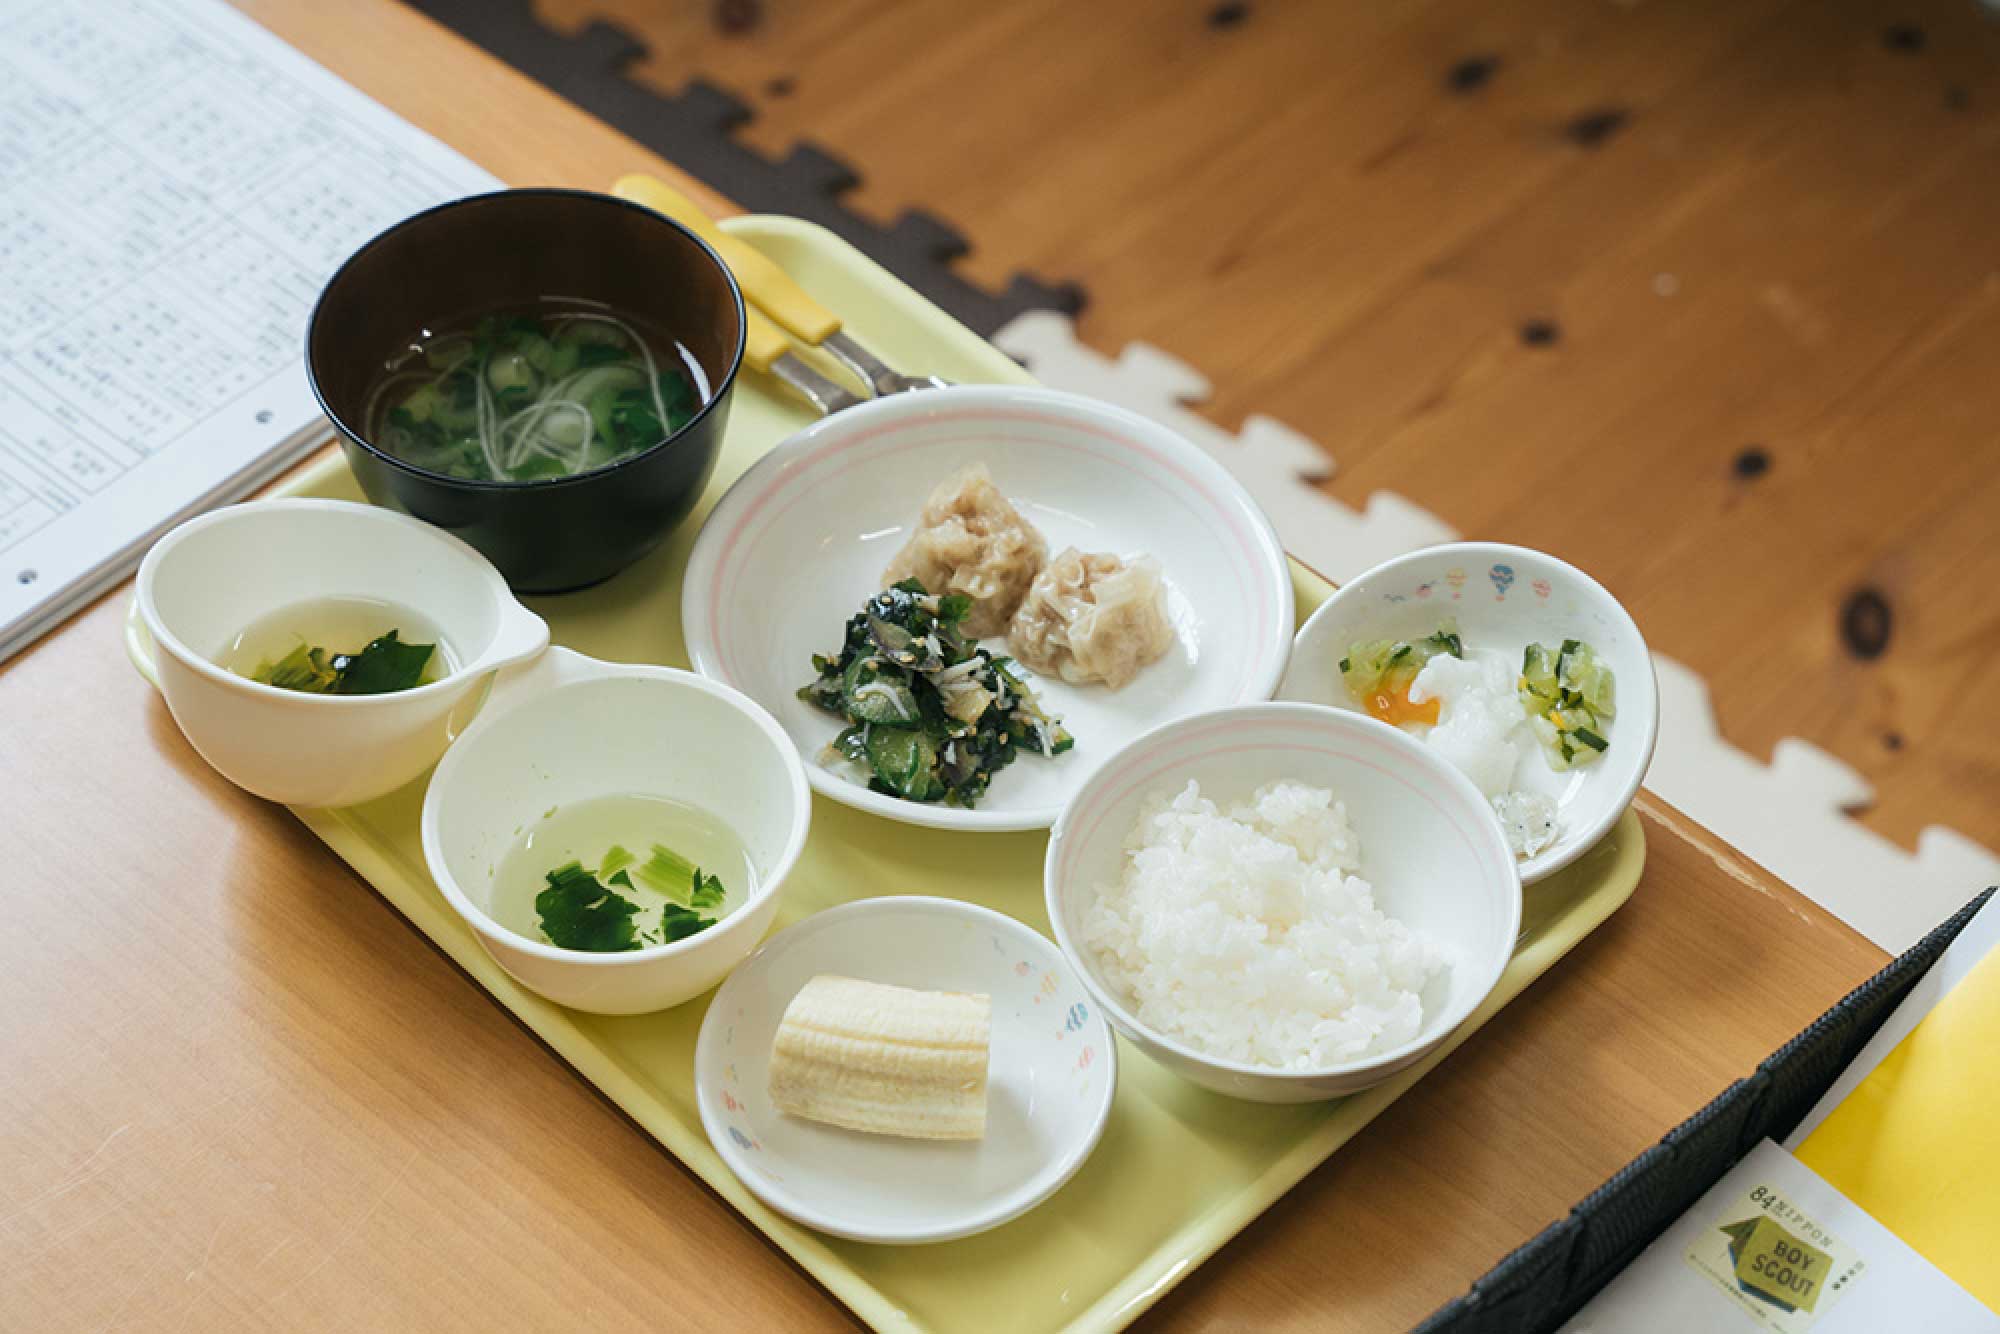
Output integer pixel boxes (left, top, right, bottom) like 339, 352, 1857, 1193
769, 974, 991, 1141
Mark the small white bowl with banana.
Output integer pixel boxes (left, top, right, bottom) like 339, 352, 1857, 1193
693, 896, 1117, 1244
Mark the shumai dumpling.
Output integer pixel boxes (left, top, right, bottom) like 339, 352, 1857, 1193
882, 463, 1047, 638
1007, 548, 1174, 689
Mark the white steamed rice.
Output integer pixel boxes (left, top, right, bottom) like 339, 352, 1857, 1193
1080, 779, 1447, 1070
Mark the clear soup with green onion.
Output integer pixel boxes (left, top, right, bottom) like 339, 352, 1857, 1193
364, 302, 710, 483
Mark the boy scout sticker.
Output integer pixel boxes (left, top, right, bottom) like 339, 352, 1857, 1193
1721, 1216, 1830, 1312
1684, 1184, 1864, 1329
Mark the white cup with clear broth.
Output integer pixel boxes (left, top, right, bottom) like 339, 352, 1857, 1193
135, 497, 549, 807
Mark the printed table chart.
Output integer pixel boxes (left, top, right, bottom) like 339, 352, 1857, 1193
0, 0, 478, 563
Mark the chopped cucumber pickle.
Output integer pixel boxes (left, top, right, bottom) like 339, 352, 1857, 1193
1518, 638, 1616, 769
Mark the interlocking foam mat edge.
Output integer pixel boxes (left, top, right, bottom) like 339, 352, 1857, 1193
404, 0, 1086, 337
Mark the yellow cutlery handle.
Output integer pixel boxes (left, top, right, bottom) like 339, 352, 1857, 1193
741, 305, 793, 374
613, 173, 841, 346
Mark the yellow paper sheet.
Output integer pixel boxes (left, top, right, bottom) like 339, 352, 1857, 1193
1796, 945, 2000, 1312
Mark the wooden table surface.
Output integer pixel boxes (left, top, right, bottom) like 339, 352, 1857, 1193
0, 3, 1893, 1331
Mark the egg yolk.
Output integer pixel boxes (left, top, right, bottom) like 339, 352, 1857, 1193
1364, 669, 1440, 727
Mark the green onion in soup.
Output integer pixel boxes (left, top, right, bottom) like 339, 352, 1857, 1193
364, 308, 707, 483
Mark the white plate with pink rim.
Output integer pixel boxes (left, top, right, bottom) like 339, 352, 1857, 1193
681, 384, 1295, 833
693, 896, 1118, 1244
1277, 542, 1659, 885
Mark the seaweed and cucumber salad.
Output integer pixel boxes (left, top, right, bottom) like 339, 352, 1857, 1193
366, 307, 704, 482
799, 580, 1073, 807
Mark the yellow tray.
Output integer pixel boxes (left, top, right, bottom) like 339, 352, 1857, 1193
127, 216, 1643, 1334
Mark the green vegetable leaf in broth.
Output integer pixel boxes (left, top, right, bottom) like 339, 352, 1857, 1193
633, 843, 725, 911
572, 341, 625, 369
514, 333, 554, 373
505, 455, 569, 482
657, 369, 693, 412
372, 308, 706, 486
605, 388, 663, 451
659, 903, 714, 943
329, 630, 435, 695
386, 405, 440, 440
658, 371, 693, 434
606, 855, 718, 941
254, 642, 338, 693
544, 338, 581, 380
424, 336, 474, 372
535, 862, 641, 952
633, 843, 693, 895
687, 866, 725, 911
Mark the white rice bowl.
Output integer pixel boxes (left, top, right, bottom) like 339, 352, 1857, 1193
1079, 779, 1449, 1071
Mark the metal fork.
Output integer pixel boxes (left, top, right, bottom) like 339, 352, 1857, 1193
752, 305, 864, 414
816, 332, 952, 397
614, 175, 951, 407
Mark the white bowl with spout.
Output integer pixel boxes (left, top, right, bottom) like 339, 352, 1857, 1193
135, 497, 549, 807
